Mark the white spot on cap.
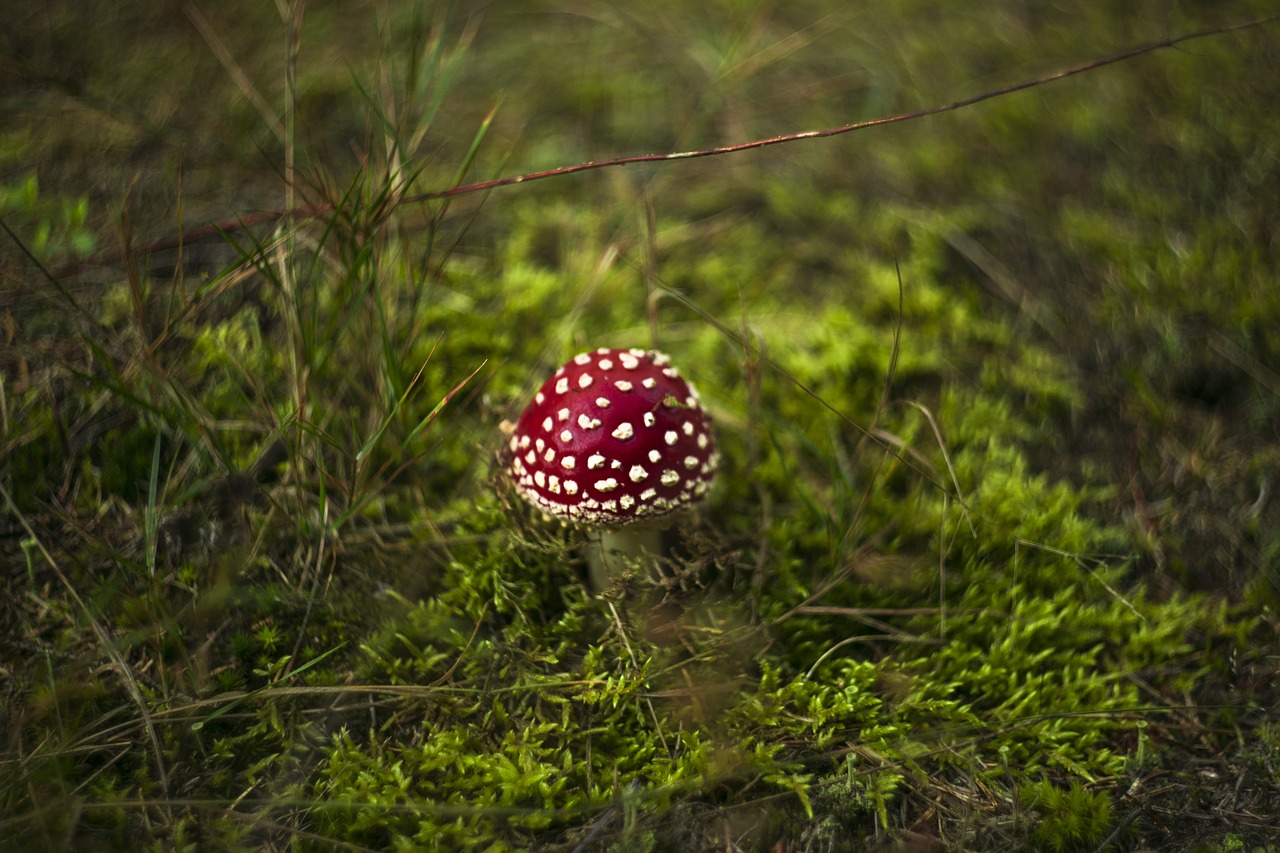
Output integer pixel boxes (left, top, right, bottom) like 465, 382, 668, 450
544, 448, 555, 462
508, 435, 518, 452
664, 431, 678, 446
684, 456, 699, 469
574, 353, 592, 365
555, 378, 569, 394
564, 480, 579, 495
601, 499, 618, 512
578, 414, 601, 430
682, 422, 694, 436
640, 488, 657, 501
612, 422, 634, 440
697, 434, 708, 449
558, 408, 570, 422
560, 429, 573, 442
620, 352, 640, 369
620, 494, 635, 510
595, 397, 611, 408
535, 392, 545, 405
525, 450, 536, 464
548, 475, 561, 494
542, 416, 553, 432
587, 454, 606, 469
614, 380, 633, 392
578, 373, 594, 389
611, 459, 621, 469
561, 456, 576, 469
594, 478, 619, 493
648, 449, 662, 463
519, 435, 530, 449
535, 438, 545, 452
598, 358, 614, 370
660, 470, 680, 486
628, 465, 648, 482
534, 471, 546, 487
643, 412, 656, 427
642, 378, 656, 389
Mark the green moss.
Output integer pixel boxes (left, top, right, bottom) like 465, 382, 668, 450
1019, 779, 1115, 852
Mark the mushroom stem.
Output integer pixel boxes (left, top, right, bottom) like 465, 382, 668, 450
587, 526, 664, 590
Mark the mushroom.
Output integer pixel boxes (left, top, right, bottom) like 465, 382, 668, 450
506, 347, 718, 589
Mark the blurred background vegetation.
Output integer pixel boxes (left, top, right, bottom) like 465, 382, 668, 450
2, 1, 1278, 850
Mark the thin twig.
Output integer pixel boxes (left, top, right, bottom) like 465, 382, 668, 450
48, 14, 1278, 277
411, 15, 1276, 201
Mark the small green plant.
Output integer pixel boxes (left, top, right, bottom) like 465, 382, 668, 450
1018, 779, 1114, 852
0, 172, 96, 260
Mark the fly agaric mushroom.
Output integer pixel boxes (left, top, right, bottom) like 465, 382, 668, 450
507, 347, 718, 589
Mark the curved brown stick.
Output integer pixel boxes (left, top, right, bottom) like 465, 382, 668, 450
50, 14, 1279, 277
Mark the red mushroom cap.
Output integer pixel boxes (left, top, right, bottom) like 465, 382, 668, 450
507, 348, 718, 526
